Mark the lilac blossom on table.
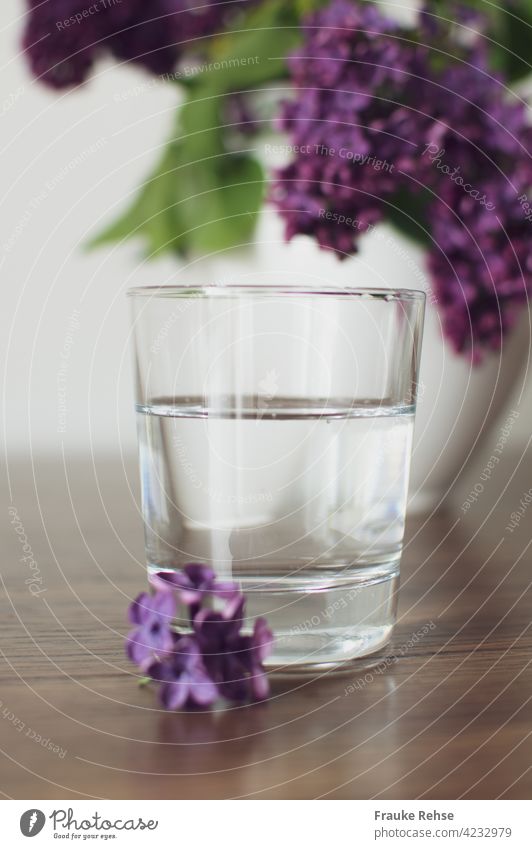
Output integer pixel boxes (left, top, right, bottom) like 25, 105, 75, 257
126, 563, 273, 709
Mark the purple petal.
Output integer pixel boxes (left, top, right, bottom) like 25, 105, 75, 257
126, 616, 175, 669
150, 590, 177, 620
193, 609, 229, 653
172, 636, 202, 667
152, 627, 176, 657
146, 660, 172, 682
216, 657, 250, 703
150, 571, 188, 593
159, 681, 189, 710
183, 563, 215, 586
128, 590, 176, 625
249, 668, 270, 701
128, 592, 152, 625
178, 587, 203, 605
125, 627, 155, 670
184, 671, 218, 707
252, 618, 274, 664
212, 580, 240, 600
221, 593, 246, 631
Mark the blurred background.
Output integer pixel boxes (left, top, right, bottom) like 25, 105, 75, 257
1, 0, 531, 513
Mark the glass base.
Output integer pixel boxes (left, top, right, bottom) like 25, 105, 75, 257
243, 570, 399, 669
148, 561, 399, 670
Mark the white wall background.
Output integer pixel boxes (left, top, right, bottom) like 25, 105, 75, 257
1, 0, 185, 456
2, 0, 531, 461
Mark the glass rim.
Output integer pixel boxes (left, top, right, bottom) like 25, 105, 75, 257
127, 284, 426, 302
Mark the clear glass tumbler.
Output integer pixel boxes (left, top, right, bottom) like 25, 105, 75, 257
129, 285, 425, 669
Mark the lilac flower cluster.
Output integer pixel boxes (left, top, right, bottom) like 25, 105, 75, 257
273, 1, 532, 357
126, 563, 273, 709
23, 0, 253, 88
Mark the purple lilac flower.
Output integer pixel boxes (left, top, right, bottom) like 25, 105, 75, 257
148, 636, 218, 709
427, 173, 532, 358
125, 590, 176, 671
418, 57, 532, 355
194, 597, 273, 701
23, 0, 254, 88
127, 563, 273, 707
272, 1, 425, 253
273, 1, 532, 358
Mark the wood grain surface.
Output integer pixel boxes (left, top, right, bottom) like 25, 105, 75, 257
1, 453, 531, 799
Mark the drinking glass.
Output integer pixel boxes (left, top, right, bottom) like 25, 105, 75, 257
129, 285, 425, 669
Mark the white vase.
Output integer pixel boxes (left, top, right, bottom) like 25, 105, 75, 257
179, 211, 529, 511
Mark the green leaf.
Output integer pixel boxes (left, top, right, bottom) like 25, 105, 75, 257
171, 91, 265, 254
90, 99, 265, 257
179, 154, 264, 254
203, 0, 303, 89
492, 6, 532, 83
385, 188, 432, 249
178, 91, 265, 253
88, 140, 186, 257
295, 0, 331, 15
415, 1, 532, 83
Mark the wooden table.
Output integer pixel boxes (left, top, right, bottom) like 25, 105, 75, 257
1, 454, 531, 799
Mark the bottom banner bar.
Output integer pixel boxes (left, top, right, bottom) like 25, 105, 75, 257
3, 800, 528, 847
